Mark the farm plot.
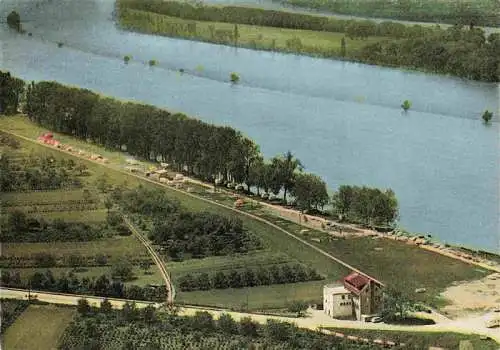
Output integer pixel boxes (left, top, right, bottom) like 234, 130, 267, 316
2, 235, 148, 259
1, 305, 75, 350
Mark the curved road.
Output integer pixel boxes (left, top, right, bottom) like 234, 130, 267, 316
122, 215, 176, 305
2, 288, 499, 343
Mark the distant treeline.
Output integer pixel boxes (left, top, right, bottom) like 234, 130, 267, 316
118, 0, 440, 39
178, 263, 323, 292
279, 0, 499, 28
117, 0, 500, 82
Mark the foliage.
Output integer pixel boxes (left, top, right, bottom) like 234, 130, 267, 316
111, 258, 135, 281
279, 0, 499, 27
290, 172, 329, 211
401, 100, 412, 111
380, 289, 418, 322
482, 110, 493, 124
269, 151, 303, 203
287, 300, 308, 316
123, 55, 131, 63
148, 59, 158, 66
60, 307, 385, 349
0, 153, 83, 192
151, 210, 259, 259
0, 210, 103, 243
355, 26, 500, 82
2, 269, 167, 302
230, 72, 240, 83
6, 11, 21, 32
77, 298, 91, 315
0, 71, 24, 114
177, 263, 323, 291
0, 299, 30, 333
117, 186, 261, 259
332, 185, 398, 227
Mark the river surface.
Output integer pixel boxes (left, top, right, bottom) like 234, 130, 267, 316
1, 0, 499, 252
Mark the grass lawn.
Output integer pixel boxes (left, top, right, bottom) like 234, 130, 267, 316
119, 8, 383, 58
176, 280, 326, 310
322, 327, 500, 350
313, 236, 489, 307
2, 304, 75, 350
2, 235, 149, 259
34, 209, 107, 223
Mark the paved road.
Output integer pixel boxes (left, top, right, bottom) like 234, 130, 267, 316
122, 215, 176, 304
2, 288, 499, 343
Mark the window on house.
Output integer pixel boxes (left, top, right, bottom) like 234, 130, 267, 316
341, 295, 345, 300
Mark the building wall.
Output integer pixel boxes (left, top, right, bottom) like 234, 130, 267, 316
323, 287, 352, 318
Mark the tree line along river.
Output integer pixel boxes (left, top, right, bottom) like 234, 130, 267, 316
0, 0, 498, 252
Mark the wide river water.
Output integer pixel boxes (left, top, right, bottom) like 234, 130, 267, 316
1, 0, 499, 252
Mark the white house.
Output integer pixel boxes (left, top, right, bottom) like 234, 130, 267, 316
323, 284, 353, 318
323, 272, 384, 321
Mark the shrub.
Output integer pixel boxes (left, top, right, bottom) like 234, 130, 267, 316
124, 55, 132, 63
149, 59, 158, 66
482, 110, 493, 124
230, 72, 240, 83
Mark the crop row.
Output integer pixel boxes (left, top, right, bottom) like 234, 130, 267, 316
11, 205, 101, 214
4, 199, 98, 207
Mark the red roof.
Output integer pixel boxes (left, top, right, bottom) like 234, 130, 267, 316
343, 272, 370, 295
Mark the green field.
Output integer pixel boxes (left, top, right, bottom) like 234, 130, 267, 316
2, 304, 75, 350
119, 7, 383, 59
2, 235, 148, 259
0, 115, 491, 311
177, 280, 326, 310
322, 327, 500, 350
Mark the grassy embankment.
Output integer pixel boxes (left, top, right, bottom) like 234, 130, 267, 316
323, 327, 499, 350
0, 115, 490, 310
280, 0, 499, 27
117, 6, 383, 60
1, 304, 75, 350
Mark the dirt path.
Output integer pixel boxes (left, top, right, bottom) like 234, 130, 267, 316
122, 215, 175, 305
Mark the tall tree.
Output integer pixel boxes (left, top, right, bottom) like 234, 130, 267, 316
291, 172, 329, 211
270, 151, 303, 203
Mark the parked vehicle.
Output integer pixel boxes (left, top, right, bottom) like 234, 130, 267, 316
371, 316, 383, 323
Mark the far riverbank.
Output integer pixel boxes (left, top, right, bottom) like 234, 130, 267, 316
116, 0, 500, 82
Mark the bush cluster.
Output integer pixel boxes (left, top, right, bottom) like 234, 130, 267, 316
116, 187, 262, 260
178, 264, 323, 292
1, 269, 166, 302
60, 307, 383, 349
1, 211, 103, 243
0, 153, 83, 192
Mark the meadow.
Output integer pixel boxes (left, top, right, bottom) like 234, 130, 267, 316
1, 304, 75, 350
118, 7, 383, 60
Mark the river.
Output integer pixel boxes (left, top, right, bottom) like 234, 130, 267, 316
1, 0, 499, 252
